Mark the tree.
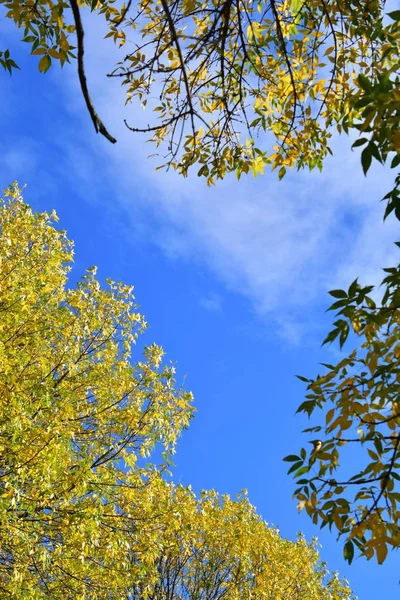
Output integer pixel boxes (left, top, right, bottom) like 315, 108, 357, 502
0, 183, 353, 598
1, 0, 399, 184
0, 183, 194, 597
120, 483, 354, 600
285, 249, 400, 566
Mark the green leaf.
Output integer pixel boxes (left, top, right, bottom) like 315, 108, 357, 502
391, 154, 400, 169
361, 146, 372, 175
352, 138, 368, 149
197, 164, 209, 177
354, 97, 371, 109
383, 195, 400, 221
6, 59, 19, 70
329, 289, 347, 299
283, 455, 301, 462
302, 426, 322, 433
357, 74, 372, 92
374, 438, 383, 455
387, 10, 400, 20
348, 278, 359, 296
294, 466, 310, 478
296, 400, 316, 416
322, 328, 340, 346
344, 540, 354, 564
327, 299, 348, 311
288, 461, 304, 474
339, 322, 350, 348
369, 142, 382, 164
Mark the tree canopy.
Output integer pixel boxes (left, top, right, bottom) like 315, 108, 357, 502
121, 484, 354, 599
2, 0, 400, 589
1, 0, 399, 183
286, 253, 400, 566
0, 183, 193, 596
0, 184, 354, 598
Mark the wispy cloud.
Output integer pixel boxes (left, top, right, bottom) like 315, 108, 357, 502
4, 17, 398, 339
64, 34, 398, 325
199, 293, 224, 313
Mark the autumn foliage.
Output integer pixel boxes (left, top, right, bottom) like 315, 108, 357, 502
287, 263, 400, 565
1, 0, 398, 184
0, 183, 192, 596
0, 184, 354, 597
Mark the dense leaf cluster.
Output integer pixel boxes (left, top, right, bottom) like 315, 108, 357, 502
1, 0, 398, 184
0, 185, 353, 598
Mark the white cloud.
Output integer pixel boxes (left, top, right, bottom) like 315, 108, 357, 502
199, 293, 224, 313
90, 102, 397, 319
5, 16, 399, 338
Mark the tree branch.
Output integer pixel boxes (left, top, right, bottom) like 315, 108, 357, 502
69, 0, 117, 144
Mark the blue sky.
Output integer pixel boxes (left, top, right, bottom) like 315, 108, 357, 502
1, 12, 399, 598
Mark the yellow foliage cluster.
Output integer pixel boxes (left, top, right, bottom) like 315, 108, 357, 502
0, 184, 354, 597
1, 0, 398, 183
0, 184, 192, 597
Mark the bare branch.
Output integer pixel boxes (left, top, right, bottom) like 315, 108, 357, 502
69, 0, 117, 144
